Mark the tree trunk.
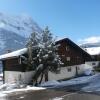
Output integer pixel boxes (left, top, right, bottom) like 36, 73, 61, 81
45, 70, 48, 82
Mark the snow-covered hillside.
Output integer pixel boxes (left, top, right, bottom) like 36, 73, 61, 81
0, 13, 42, 37
80, 39, 100, 55
83, 47, 100, 55
0, 13, 42, 54
0, 28, 27, 54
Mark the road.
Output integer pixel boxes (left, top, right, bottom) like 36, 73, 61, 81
2, 89, 100, 100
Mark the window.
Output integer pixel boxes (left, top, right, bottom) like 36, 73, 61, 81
62, 55, 65, 57
92, 63, 96, 65
55, 69, 61, 74
66, 46, 69, 51
67, 67, 71, 72
66, 57, 70, 61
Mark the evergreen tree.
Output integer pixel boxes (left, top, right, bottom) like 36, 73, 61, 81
26, 32, 40, 68
26, 27, 62, 85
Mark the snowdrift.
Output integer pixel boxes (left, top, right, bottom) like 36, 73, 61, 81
40, 73, 100, 93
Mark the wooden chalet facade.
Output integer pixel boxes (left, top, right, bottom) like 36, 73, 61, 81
48, 38, 93, 81
56, 38, 92, 66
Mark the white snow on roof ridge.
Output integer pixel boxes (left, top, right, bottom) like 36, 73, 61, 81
0, 48, 27, 60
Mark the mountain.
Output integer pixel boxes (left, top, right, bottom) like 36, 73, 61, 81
0, 13, 42, 37
0, 13, 42, 54
80, 41, 100, 55
0, 28, 27, 54
80, 42, 100, 48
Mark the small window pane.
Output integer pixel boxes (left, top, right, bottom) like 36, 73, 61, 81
66, 57, 70, 61
67, 67, 71, 72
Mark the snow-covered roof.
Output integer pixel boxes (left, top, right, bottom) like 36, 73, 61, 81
0, 48, 27, 60
84, 47, 100, 55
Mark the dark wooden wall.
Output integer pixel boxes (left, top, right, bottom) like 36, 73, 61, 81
2, 58, 25, 72
57, 41, 88, 66
2, 57, 33, 72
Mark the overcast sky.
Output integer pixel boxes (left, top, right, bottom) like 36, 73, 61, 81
0, 0, 100, 43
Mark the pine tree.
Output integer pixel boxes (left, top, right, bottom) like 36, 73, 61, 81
26, 32, 40, 68
26, 27, 62, 85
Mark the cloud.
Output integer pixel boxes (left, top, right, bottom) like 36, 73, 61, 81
0, 22, 5, 28
78, 36, 100, 44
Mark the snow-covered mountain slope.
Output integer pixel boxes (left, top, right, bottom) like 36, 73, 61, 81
0, 13, 42, 55
0, 13, 42, 37
0, 28, 26, 54
80, 41, 100, 55
83, 47, 100, 55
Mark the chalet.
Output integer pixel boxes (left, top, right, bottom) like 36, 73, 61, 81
0, 38, 93, 84
48, 38, 93, 80
0, 48, 34, 84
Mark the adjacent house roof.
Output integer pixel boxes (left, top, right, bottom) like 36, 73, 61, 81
0, 48, 27, 60
83, 47, 100, 55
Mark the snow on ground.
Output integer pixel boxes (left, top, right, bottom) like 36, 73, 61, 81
40, 73, 100, 93
1, 85, 45, 94
40, 80, 60, 87
82, 73, 100, 92
0, 83, 45, 98
40, 76, 91, 88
